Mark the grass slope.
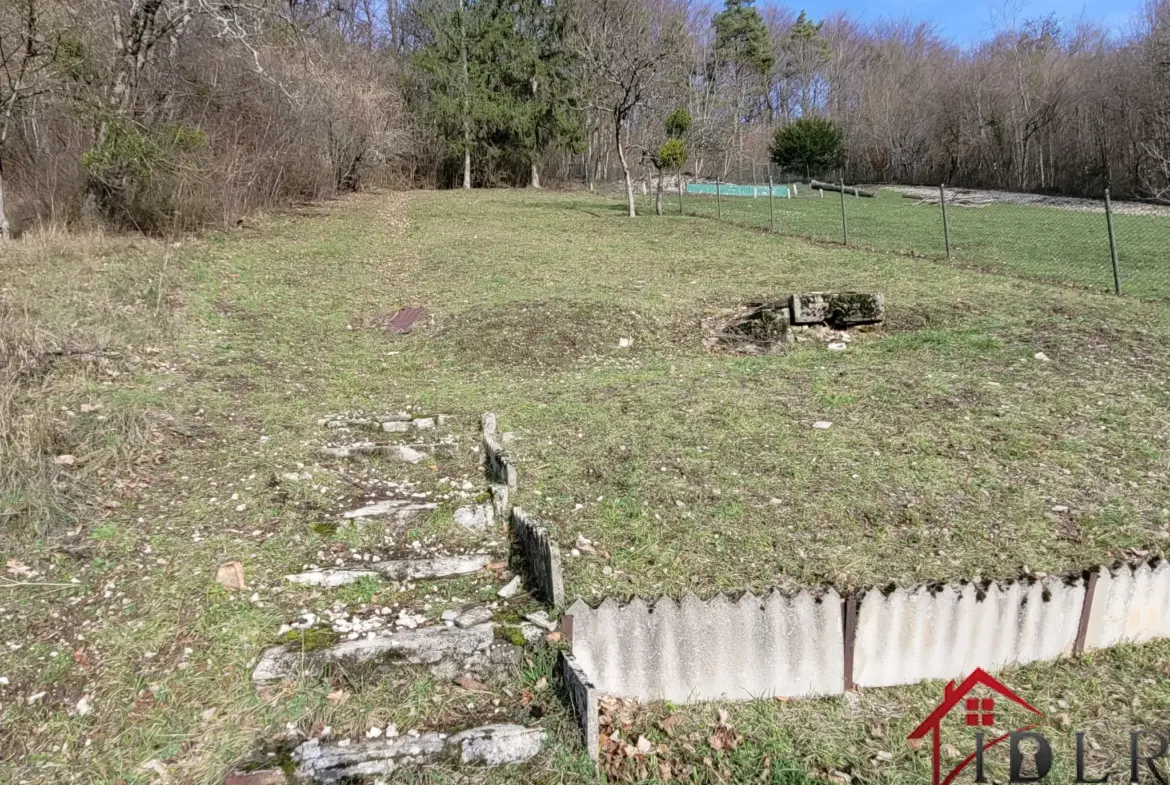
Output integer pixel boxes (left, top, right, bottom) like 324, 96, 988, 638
2, 189, 1169, 783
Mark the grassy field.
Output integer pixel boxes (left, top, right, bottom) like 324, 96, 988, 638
677, 188, 1170, 300
2, 188, 1170, 782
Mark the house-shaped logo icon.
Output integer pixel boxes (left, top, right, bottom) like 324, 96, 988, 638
908, 668, 1044, 785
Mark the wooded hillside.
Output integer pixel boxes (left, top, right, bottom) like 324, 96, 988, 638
2, 0, 1168, 235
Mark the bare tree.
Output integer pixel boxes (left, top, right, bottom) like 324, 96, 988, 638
569, 0, 687, 216
0, 0, 54, 239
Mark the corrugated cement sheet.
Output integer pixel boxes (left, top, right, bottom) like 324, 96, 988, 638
852, 577, 1085, 688
566, 591, 843, 702
1084, 561, 1170, 650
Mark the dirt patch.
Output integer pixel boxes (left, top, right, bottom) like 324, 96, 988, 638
439, 299, 643, 369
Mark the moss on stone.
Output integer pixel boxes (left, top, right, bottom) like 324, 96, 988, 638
280, 628, 339, 652
494, 625, 526, 646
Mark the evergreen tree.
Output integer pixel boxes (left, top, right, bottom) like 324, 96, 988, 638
713, 0, 774, 75
770, 115, 843, 178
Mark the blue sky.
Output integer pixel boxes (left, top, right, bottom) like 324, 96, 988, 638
769, 0, 1146, 45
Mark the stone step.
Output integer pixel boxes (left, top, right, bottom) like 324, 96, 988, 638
341, 500, 439, 519
251, 623, 520, 683
286, 554, 491, 587
319, 413, 451, 432
292, 723, 544, 782
318, 442, 455, 463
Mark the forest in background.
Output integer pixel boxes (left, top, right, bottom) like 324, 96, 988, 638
1, 0, 1168, 235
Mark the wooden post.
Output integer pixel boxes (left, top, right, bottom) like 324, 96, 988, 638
716, 177, 721, 219
678, 171, 684, 215
768, 175, 775, 233
939, 183, 952, 259
839, 177, 849, 245
1105, 188, 1121, 295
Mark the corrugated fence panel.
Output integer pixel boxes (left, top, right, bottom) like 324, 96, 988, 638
566, 591, 843, 703
1084, 561, 1170, 650
852, 577, 1085, 688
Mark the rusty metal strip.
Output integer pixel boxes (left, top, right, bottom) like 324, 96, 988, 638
1073, 570, 1099, 656
387, 306, 425, 333
843, 593, 858, 691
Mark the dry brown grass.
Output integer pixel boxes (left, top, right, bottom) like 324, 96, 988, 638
1, 229, 181, 539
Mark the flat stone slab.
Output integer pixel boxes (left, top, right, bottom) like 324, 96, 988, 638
252, 623, 518, 682
342, 500, 439, 519
790, 292, 885, 326
318, 443, 453, 462
454, 503, 494, 530
286, 569, 380, 587
293, 724, 544, 782
285, 555, 489, 588
369, 554, 490, 580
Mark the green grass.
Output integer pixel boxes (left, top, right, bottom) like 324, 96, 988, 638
679, 188, 1170, 300
3, 188, 1170, 782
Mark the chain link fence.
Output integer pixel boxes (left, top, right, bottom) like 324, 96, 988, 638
659, 166, 1170, 300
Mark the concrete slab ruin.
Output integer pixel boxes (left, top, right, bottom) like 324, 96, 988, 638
702, 292, 884, 353
293, 724, 544, 782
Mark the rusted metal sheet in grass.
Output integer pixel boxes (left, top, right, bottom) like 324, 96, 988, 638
1084, 560, 1170, 650
510, 508, 564, 606
386, 306, 425, 333
565, 591, 844, 703
852, 576, 1084, 688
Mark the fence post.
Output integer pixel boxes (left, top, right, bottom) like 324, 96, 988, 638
839, 177, 849, 245
1072, 569, 1100, 656
716, 177, 722, 220
842, 593, 858, 691
678, 171, 684, 215
1105, 188, 1122, 295
768, 175, 775, 233
939, 183, 952, 259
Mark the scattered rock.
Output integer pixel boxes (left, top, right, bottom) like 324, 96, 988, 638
53, 454, 77, 466
454, 607, 493, 628
497, 575, 522, 599
1034, 352, 1051, 362
216, 561, 247, 591
827, 342, 847, 351
441, 610, 459, 622
1051, 505, 1069, 513
413, 417, 436, 430
383, 421, 410, 433
454, 504, 494, 530
293, 724, 544, 782
524, 611, 557, 632
618, 338, 632, 348
812, 421, 833, 429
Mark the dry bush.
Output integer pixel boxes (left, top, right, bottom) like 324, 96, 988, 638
0, 231, 176, 539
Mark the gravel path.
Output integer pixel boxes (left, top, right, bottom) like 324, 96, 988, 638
886, 185, 1170, 218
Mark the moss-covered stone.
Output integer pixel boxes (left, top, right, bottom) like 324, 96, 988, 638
494, 625, 526, 646
280, 628, 340, 652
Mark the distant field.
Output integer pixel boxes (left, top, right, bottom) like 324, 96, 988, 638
678, 188, 1170, 300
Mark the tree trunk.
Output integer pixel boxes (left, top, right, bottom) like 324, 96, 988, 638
459, 0, 471, 190
655, 167, 663, 215
0, 169, 10, 240
615, 120, 634, 217
530, 161, 541, 188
